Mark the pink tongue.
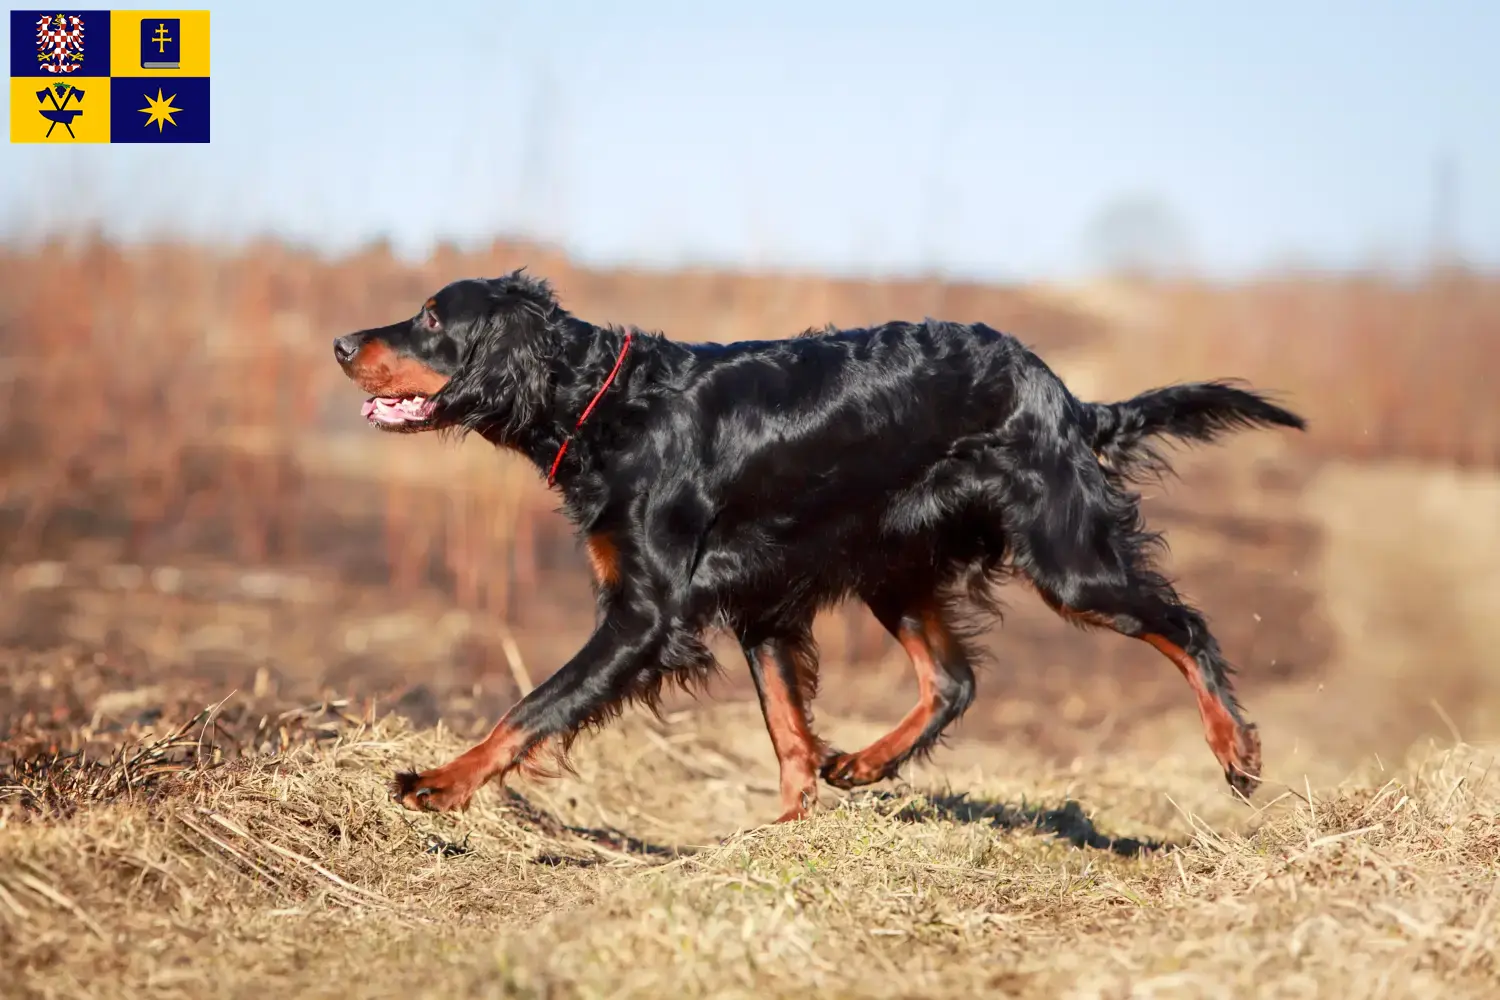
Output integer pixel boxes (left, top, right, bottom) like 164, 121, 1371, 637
363, 396, 434, 423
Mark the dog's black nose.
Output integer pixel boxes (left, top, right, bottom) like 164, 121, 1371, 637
333, 336, 358, 365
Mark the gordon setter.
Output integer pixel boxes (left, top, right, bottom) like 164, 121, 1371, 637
332, 270, 1305, 823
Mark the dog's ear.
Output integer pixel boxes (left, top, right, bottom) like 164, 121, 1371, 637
486, 268, 563, 315
487, 284, 558, 429
432, 281, 561, 440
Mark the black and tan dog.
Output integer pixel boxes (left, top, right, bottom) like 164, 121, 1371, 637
332, 270, 1304, 823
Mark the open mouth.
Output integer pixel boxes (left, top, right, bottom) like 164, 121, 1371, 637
361, 395, 437, 430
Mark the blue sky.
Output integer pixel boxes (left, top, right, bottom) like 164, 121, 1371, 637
4, 0, 1497, 280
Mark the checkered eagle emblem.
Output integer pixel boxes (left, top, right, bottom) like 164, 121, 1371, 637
35, 13, 86, 75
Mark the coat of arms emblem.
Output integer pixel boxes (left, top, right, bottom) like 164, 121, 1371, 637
35, 13, 86, 75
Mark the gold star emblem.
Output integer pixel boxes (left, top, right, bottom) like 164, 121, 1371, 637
139, 88, 181, 132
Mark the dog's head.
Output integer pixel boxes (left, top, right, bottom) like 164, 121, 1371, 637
332, 270, 564, 437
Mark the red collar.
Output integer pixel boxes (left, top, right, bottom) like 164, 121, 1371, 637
546, 331, 633, 486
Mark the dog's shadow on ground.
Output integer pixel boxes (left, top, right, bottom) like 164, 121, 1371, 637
449, 786, 1184, 867
875, 789, 1183, 857
432, 787, 686, 867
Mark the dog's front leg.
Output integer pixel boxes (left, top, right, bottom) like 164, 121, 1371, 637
391, 603, 666, 813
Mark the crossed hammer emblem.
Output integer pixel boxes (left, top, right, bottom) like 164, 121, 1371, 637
35, 83, 86, 138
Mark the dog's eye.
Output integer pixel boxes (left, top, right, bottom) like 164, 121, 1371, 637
422, 310, 440, 330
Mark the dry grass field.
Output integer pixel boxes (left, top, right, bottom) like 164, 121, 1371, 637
2, 236, 1498, 997
3, 708, 1497, 998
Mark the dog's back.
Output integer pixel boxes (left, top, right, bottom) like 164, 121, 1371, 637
674, 319, 1034, 482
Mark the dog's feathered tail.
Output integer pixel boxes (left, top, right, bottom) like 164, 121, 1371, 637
1086, 379, 1306, 482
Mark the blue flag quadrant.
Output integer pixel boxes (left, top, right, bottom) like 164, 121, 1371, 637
9, 10, 113, 78
108, 75, 209, 142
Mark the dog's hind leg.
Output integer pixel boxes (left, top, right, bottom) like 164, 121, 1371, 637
1033, 578, 1261, 797
1007, 446, 1262, 798
741, 630, 827, 822
820, 597, 976, 790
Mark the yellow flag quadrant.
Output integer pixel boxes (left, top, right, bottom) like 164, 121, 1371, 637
109, 10, 211, 78
10, 76, 113, 143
